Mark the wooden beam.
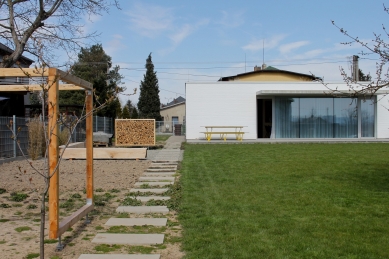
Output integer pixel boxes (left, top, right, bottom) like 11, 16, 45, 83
57, 69, 93, 90
86, 90, 94, 204
48, 68, 60, 239
60, 148, 147, 159
0, 84, 83, 91
0, 68, 48, 77
58, 204, 94, 236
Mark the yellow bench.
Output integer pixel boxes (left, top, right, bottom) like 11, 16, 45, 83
201, 126, 246, 141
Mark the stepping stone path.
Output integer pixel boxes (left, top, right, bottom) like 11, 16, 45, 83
79, 161, 178, 259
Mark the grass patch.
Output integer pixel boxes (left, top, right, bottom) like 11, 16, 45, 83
0, 188, 6, 194
44, 239, 58, 244
94, 244, 122, 253
0, 240, 6, 244
0, 203, 11, 208
71, 193, 82, 199
121, 197, 142, 206
26, 253, 39, 259
156, 135, 171, 143
94, 192, 116, 207
15, 226, 31, 232
10, 192, 28, 202
180, 143, 389, 258
59, 199, 75, 211
0, 219, 10, 223
107, 225, 166, 234
128, 246, 155, 254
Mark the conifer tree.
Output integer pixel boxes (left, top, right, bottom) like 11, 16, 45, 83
122, 106, 131, 119
137, 53, 162, 120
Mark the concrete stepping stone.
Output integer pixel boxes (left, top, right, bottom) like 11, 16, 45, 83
143, 173, 175, 177
137, 196, 170, 202
79, 255, 160, 259
116, 206, 169, 214
145, 168, 176, 172
129, 188, 168, 194
148, 165, 177, 169
92, 233, 164, 245
134, 182, 172, 187
105, 218, 167, 226
139, 176, 175, 182
152, 161, 178, 165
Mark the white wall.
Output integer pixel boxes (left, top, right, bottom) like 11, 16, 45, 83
186, 82, 389, 140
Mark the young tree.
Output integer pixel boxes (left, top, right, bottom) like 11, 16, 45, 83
137, 53, 162, 120
0, 0, 119, 67
359, 69, 372, 81
331, 4, 389, 95
8, 62, 135, 259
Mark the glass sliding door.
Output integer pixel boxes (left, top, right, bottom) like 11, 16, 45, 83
333, 98, 357, 138
299, 98, 333, 138
361, 97, 375, 137
274, 97, 365, 138
274, 98, 299, 138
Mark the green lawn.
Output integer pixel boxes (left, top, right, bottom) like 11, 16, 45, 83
156, 135, 171, 143
180, 143, 389, 259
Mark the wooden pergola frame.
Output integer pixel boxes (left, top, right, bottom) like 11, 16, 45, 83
0, 68, 94, 239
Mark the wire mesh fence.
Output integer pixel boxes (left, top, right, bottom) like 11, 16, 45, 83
0, 115, 114, 159
0, 117, 184, 159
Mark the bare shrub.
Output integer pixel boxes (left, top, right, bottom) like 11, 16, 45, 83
27, 118, 45, 160
58, 128, 70, 146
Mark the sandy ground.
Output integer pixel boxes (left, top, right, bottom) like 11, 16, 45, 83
0, 158, 183, 259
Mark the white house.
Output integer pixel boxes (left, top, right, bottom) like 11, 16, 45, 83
185, 81, 389, 140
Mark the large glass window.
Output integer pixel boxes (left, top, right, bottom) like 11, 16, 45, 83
361, 97, 375, 137
275, 98, 299, 138
275, 97, 367, 138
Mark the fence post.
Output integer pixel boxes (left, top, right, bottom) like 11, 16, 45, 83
13, 115, 16, 158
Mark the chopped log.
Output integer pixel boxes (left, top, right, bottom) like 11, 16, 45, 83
115, 119, 155, 146
60, 148, 147, 159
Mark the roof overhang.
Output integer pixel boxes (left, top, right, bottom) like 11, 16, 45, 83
256, 89, 389, 96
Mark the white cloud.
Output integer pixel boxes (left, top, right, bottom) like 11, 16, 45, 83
217, 10, 245, 28
105, 34, 126, 56
125, 3, 174, 38
279, 41, 310, 54
243, 34, 287, 51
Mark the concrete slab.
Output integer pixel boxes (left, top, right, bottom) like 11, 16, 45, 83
92, 233, 164, 245
129, 188, 168, 194
149, 167, 177, 170
143, 173, 175, 177
134, 182, 172, 187
139, 177, 175, 182
146, 169, 176, 172
152, 162, 178, 165
116, 206, 169, 214
137, 196, 170, 202
79, 254, 160, 259
105, 218, 167, 226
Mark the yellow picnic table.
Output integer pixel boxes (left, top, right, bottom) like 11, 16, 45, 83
201, 126, 246, 141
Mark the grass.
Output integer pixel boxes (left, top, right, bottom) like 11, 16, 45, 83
156, 135, 171, 143
94, 244, 122, 253
26, 253, 39, 259
15, 226, 31, 232
180, 143, 389, 259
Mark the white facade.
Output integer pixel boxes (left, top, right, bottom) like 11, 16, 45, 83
186, 82, 389, 140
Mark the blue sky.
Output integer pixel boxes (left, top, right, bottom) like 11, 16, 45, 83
62, 1, 387, 106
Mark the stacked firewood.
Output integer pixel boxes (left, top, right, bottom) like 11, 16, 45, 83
115, 119, 155, 146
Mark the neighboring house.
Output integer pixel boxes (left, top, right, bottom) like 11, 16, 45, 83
0, 43, 34, 116
186, 66, 388, 140
160, 96, 185, 133
218, 65, 319, 82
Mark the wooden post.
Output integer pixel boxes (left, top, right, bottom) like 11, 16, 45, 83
86, 90, 94, 204
48, 68, 59, 239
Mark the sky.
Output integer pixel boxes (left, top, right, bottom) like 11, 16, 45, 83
55, 0, 388, 106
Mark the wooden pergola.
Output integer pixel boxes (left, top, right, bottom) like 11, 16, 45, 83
0, 68, 94, 239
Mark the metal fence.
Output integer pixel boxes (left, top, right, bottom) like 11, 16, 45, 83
155, 121, 186, 136
0, 115, 114, 159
